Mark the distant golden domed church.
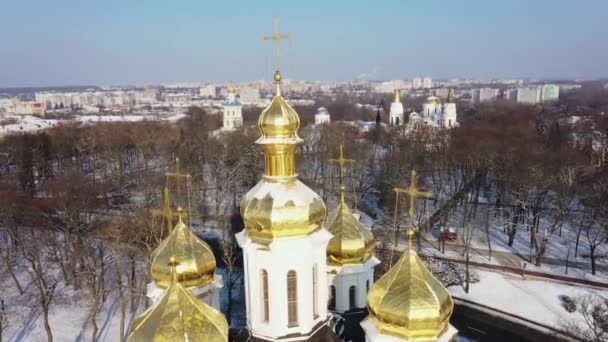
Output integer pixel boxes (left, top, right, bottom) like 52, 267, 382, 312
126, 19, 456, 342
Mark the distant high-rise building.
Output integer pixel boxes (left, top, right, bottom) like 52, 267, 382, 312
472, 88, 500, 104
516, 87, 540, 104
199, 84, 216, 98
433, 88, 450, 99
412, 77, 423, 89
422, 77, 433, 89
239, 86, 261, 103
540, 84, 560, 103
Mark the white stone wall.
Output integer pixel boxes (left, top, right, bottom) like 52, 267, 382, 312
389, 102, 404, 126
327, 257, 379, 314
237, 229, 332, 340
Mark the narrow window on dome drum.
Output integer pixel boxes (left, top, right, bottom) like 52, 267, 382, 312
312, 265, 318, 319
287, 270, 298, 327
262, 269, 269, 322
329, 286, 336, 310
349, 285, 357, 309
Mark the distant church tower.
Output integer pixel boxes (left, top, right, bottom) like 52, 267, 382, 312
237, 70, 332, 340
443, 89, 458, 128
314, 107, 331, 125
389, 88, 404, 126
223, 87, 243, 129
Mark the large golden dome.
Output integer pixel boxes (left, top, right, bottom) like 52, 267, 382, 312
128, 259, 228, 342
367, 232, 453, 341
241, 176, 326, 244
241, 70, 326, 244
424, 96, 441, 105
326, 186, 374, 265
150, 213, 216, 289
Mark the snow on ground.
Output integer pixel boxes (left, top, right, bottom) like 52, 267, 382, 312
0, 113, 187, 137
0, 115, 60, 135
449, 270, 608, 331
2, 265, 240, 342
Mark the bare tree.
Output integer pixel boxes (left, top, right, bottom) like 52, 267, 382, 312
0, 296, 7, 342
562, 294, 608, 342
17, 227, 57, 342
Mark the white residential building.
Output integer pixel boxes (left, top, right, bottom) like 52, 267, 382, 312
472, 88, 500, 103
541, 84, 560, 102
516, 87, 541, 104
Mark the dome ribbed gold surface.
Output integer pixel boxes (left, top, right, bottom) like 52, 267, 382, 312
127, 271, 228, 342
241, 70, 326, 244
241, 176, 326, 244
256, 76, 302, 145
424, 96, 441, 105
326, 189, 374, 265
150, 217, 216, 289
367, 248, 453, 341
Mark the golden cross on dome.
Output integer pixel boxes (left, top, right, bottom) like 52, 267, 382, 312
329, 144, 356, 185
165, 157, 190, 207
262, 17, 292, 72
393, 170, 433, 219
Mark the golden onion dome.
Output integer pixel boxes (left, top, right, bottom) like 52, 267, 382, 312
367, 230, 453, 341
326, 186, 374, 265
241, 70, 326, 244
424, 96, 441, 105
128, 258, 228, 342
241, 176, 326, 244
150, 211, 216, 289
394, 88, 401, 104
256, 71, 303, 145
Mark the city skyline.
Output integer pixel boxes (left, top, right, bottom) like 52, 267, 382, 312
1, 0, 607, 87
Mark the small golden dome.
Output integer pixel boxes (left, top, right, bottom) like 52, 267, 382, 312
241, 176, 326, 244
326, 187, 374, 265
228, 87, 236, 94
127, 267, 228, 342
424, 96, 441, 105
367, 245, 453, 341
257, 71, 302, 145
150, 213, 216, 289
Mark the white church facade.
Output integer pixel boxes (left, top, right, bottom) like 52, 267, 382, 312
223, 87, 243, 130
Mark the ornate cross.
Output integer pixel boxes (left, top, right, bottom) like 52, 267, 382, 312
165, 157, 190, 207
329, 144, 355, 185
393, 170, 433, 219
262, 17, 292, 71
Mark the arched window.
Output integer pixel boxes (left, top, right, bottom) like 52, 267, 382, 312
329, 286, 336, 310
366, 280, 370, 293
349, 286, 357, 309
312, 265, 319, 319
261, 269, 269, 322
396, 117, 400, 126
287, 270, 298, 327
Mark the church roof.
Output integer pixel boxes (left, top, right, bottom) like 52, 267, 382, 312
150, 211, 216, 289
224, 100, 241, 106
128, 258, 228, 342
366, 230, 453, 341
326, 186, 375, 265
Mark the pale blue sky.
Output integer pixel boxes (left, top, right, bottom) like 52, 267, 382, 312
0, 0, 606, 87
